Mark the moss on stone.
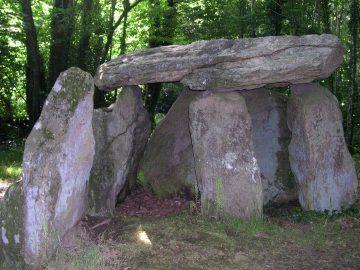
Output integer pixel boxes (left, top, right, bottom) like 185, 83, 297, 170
0, 182, 26, 268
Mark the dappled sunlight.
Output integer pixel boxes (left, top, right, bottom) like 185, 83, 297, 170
136, 225, 152, 246
5, 166, 21, 176
0, 181, 11, 199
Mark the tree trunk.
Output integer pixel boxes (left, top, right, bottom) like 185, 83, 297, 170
48, 0, 74, 90
101, 0, 143, 63
321, 0, 331, 33
120, 0, 129, 55
145, 0, 177, 127
250, 0, 255, 37
267, 0, 284, 36
77, 0, 94, 70
345, 0, 358, 147
20, 0, 46, 127
238, 0, 246, 38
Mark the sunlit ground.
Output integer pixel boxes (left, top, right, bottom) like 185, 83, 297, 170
44, 208, 360, 270
0, 144, 23, 199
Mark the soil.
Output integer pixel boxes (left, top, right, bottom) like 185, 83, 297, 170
116, 187, 190, 218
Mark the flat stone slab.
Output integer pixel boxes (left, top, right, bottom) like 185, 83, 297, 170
95, 34, 343, 91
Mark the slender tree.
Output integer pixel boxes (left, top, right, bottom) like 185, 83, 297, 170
77, 0, 94, 70
238, 0, 246, 38
346, 0, 358, 147
101, 0, 143, 63
267, 0, 284, 36
48, 0, 75, 90
250, 0, 255, 37
145, 0, 177, 127
20, 0, 46, 127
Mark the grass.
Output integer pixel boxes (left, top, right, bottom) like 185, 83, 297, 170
0, 144, 23, 184
47, 209, 360, 270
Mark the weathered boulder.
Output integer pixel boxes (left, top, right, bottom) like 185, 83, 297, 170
0, 67, 95, 268
189, 92, 263, 219
95, 34, 343, 92
287, 83, 358, 212
88, 86, 150, 216
0, 182, 25, 268
241, 88, 296, 205
139, 89, 199, 197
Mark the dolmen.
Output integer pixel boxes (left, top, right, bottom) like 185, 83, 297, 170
1, 34, 358, 268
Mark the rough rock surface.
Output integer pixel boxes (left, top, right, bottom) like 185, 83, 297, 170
139, 89, 199, 197
241, 88, 296, 205
0, 182, 25, 268
189, 92, 263, 219
1, 67, 95, 268
95, 34, 343, 92
287, 83, 358, 211
88, 86, 150, 216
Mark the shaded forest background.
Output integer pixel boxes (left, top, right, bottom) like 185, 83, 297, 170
0, 0, 359, 150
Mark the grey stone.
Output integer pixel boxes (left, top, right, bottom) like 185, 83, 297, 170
241, 88, 296, 205
189, 92, 263, 219
0, 182, 26, 268
95, 34, 343, 92
88, 86, 150, 216
287, 83, 358, 212
0, 67, 95, 268
139, 89, 199, 197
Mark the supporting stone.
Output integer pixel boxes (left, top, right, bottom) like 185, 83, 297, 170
189, 92, 263, 219
287, 83, 358, 212
0, 68, 95, 268
241, 88, 296, 205
88, 86, 150, 216
139, 89, 199, 197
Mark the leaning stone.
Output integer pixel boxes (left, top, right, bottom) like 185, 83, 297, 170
1, 67, 95, 268
95, 34, 343, 92
287, 83, 358, 212
241, 88, 296, 205
0, 182, 26, 268
139, 89, 199, 197
87, 86, 150, 216
189, 92, 263, 219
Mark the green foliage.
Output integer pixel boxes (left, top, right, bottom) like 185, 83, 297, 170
0, 143, 23, 184
0, 0, 358, 151
137, 170, 147, 187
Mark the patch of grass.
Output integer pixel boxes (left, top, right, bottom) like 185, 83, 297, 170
353, 153, 360, 178
0, 144, 23, 184
49, 207, 360, 269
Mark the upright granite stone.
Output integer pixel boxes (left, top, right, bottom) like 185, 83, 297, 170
0, 68, 95, 268
95, 34, 343, 92
287, 83, 358, 212
139, 89, 199, 197
189, 92, 263, 219
242, 89, 296, 205
0, 182, 25, 268
88, 86, 150, 216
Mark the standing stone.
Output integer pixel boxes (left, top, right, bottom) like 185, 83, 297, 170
139, 89, 199, 197
287, 83, 358, 212
242, 89, 296, 205
88, 86, 150, 216
0, 182, 25, 268
189, 92, 263, 219
0, 67, 95, 268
